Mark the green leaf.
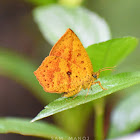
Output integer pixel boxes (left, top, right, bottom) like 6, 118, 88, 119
26, 0, 58, 6
0, 117, 70, 139
107, 87, 140, 138
31, 71, 140, 122
33, 5, 111, 47
86, 37, 138, 74
0, 48, 57, 104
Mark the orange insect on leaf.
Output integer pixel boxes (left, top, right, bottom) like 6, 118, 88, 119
34, 28, 114, 97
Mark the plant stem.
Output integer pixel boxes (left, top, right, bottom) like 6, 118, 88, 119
94, 98, 105, 140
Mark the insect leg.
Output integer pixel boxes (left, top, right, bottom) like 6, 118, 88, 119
86, 81, 92, 97
92, 81, 107, 90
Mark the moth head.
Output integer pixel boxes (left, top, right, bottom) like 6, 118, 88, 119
92, 72, 99, 80
92, 66, 116, 80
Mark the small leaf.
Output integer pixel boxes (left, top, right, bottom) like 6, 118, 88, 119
86, 37, 138, 73
0, 117, 70, 139
33, 5, 111, 47
107, 88, 140, 138
31, 71, 140, 122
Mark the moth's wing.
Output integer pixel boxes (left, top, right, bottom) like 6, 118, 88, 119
34, 56, 88, 93
49, 28, 93, 74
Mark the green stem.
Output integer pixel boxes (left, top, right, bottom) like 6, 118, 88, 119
94, 98, 105, 140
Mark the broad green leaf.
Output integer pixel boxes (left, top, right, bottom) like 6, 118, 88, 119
107, 87, 140, 138
0, 48, 58, 104
86, 37, 138, 74
57, 37, 137, 136
52, 38, 139, 136
31, 71, 140, 122
0, 117, 70, 139
33, 5, 111, 47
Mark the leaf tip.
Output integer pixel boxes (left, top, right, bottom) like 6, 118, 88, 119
45, 106, 48, 109
30, 118, 37, 123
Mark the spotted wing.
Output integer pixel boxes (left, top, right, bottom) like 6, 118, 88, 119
49, 28, 93, 75
34, 56, 88, 93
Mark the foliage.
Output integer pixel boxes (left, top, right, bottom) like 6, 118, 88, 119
26, 0, 58, 6
108, 86, 140, 138
0, 3, 140, 140
31, 71, 140, 122
33, 5, 111, 47
0, 117, 70, 139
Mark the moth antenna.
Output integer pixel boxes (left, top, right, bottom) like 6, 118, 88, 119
99, 66, 116, 72
100, 66, 116, 70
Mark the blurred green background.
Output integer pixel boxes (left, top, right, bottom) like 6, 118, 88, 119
0, 0, 139, 139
